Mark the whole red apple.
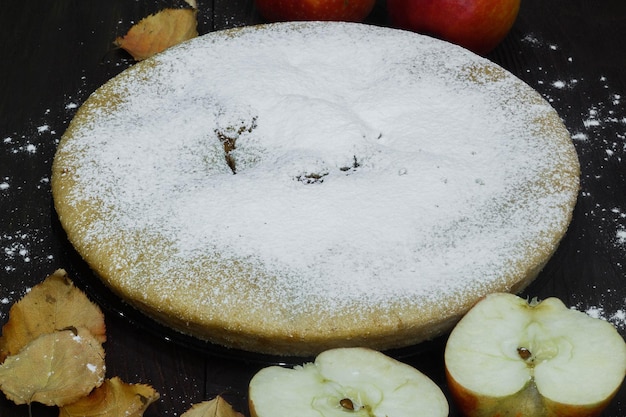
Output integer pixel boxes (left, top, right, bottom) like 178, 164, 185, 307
254, 0, 376, 22
386, 0, 520, 55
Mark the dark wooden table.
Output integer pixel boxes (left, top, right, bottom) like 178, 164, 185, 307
2, 1, 626, 416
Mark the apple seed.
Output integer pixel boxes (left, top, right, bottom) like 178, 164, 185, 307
340, 398, 355, 410
517, 347, 533, 361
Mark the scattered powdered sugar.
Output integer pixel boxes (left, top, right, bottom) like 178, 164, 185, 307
2, 119, 59, 155
3, 136, 38, 155
3, 233, 33, 268
575, 302, 626, 330
520, 34, 626, 259
612, 207, 626, 247
52, 23, 580, 327
573, 78, 626, 254
2, 125, 58, 276
1, 97, 87, 325
2, 231, 55, 273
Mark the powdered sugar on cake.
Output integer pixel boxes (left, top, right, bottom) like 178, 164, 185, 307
54, 23, 579, 318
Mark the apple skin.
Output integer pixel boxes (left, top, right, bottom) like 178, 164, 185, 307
386, 0, 521, 55
254, 0, 376, 22
446, 368, 620, 417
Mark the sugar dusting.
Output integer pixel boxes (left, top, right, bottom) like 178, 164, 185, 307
522, 33, 626, 264
521, 34, 626, 335
1, 109, 68, 320
575, 300, 626, 331
52, 23, 579, 324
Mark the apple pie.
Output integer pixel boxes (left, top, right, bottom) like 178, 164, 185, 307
52, 22, 580, 356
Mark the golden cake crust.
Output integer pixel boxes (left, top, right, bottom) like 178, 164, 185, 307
52, 22, 580, 356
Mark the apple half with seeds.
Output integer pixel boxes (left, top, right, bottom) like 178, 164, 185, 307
444, 292, 626, 417
248, 347, 448, 417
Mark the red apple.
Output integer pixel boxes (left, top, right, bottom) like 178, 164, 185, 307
386, 0, 520, 55
254, 0, 376, 22
444, 293, 626, 417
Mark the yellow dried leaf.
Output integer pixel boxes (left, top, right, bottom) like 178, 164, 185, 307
114, 7, 198, 61
0, 269, 106, 362
59, 376, 160, 417
0, 327, 105, 406
182, 395, 245, 417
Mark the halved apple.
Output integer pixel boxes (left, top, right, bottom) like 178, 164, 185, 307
444, 292, 626, 417
249, 347, 448, 417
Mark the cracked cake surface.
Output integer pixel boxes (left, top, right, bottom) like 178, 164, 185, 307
52, 22, 580, 356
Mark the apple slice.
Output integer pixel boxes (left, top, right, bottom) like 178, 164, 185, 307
444, 292, 626, 417
248, 347, 448, 417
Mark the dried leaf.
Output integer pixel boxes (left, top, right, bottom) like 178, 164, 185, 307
59, 376, 160, 417
114, 6, 198, 61
0, 269, 106, 362
0, 327, 105, 406
182, 395, 245, 417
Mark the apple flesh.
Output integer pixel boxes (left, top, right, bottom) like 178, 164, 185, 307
444, 293, 626, 417
386, 0, 520, 55
248, 347, 448, 417
254, 0, 375, 22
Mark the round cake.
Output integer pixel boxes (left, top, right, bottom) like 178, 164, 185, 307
51, 22, 580, 356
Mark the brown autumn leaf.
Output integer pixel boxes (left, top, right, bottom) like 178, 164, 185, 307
181, 395, 245, 417
114, 2, 198, 61
0, 327, 105, 406
59, 376, 160, 417
0, 269, 106, 362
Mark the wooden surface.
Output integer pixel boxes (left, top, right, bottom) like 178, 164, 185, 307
1, 0, 626, 416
